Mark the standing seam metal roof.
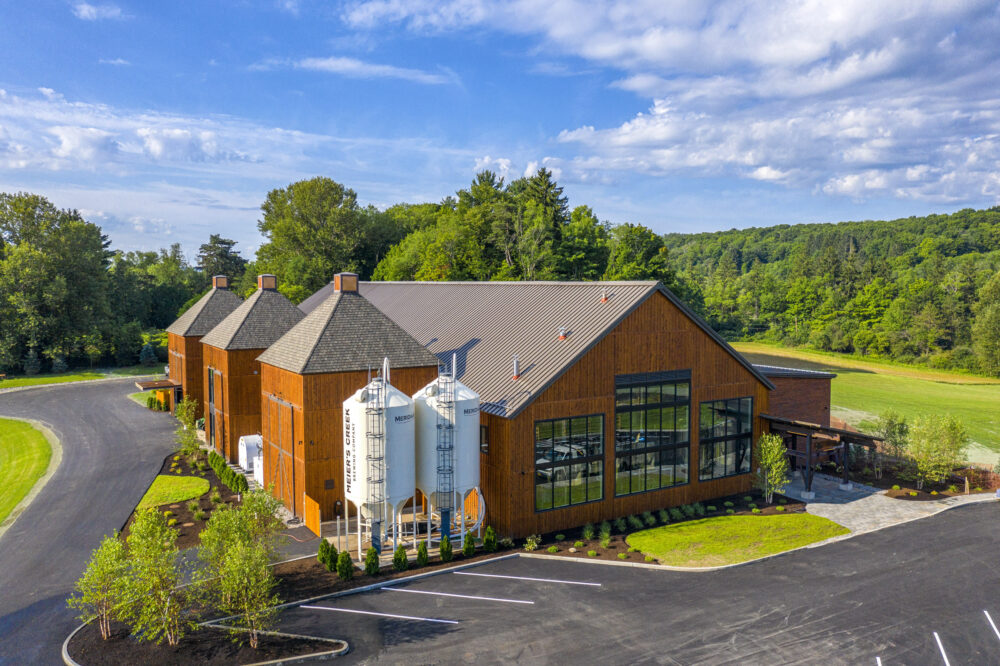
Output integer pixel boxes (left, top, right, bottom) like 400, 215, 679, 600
199, 288, 305, 351
348, 281, 774, 419
165, 287, 243, 337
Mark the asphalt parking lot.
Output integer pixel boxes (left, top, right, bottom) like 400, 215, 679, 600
275, 500, 1000, 665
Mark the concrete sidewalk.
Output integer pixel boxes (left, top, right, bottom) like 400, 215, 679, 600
788, 472, 996, 533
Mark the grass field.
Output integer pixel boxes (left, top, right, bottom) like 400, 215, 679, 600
137, 475, 210, 511
0, 365, 162, 390
0, 418, 53, 525
733, 342, 1000, 463
627, 513, 849, 567
128, 391, 149, 407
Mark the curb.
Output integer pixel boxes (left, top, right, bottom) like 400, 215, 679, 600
0, 416, 63, 539
61, 620, 86, 666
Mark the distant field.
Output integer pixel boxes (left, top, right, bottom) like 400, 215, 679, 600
0, 365, 162, 390
733, 342, 1000, 464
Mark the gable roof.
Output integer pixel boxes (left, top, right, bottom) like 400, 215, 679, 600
200, 288, 305, 351
256, 291, 440, 375
166, 287, 243, 337
345, 281, 774, 419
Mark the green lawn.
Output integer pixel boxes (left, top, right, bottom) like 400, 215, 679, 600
137, 475, 209, 511
128, 391, 150, 407
733, 342, 1000, 464
0, 364, 163, 390
0, 418, 53, 525
628, 513, 849, 567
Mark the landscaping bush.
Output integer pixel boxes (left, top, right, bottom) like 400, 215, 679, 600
440, 538, 453, 562
194, 510, 208, 521
336, 551, 353, 581
613, 517, 627, 533
581, 522, 595, 540
167, 518, 178, 526
318, 540, 337, 572
681, 504, 695, 518
547, 545, 559, 553
187, 500, 199, 513
644, 555, 655, 563
778, 499, 787, 505
669, 507, 684, 522
22, 350, 40, 375
751, 508, 761, 514
723, 501, 734, 508
600, 535, 611, 549
499, 537, 515, 549
909, 414, 969, 488
748, 503, 757, 510
908, 491, 918, 496
555, 533, 565, 542
146, 395, 158, 410
139, 343, 158, 367
463, 532, 475, 557
693, 502, 706, 517
393, 544, 408, 572
417, 539, 429, 566
163, 510, 173, 518
523, 534, 541, 552
892, 484, 901, 490
657, 509, 670, 524
707, 505, 717, 512
483, 526, 497, 553
627, 515, 643, 530
948, 484, 959, 493
617, 552, 628, 560
599, 520, 611, 536
587, 550, 597, 557
931, 490, 939, 496
364, 547, 380, 576
726, 509, 735, 515
574, 540, 584, 548
775, 506, 786, 512
742, 496, 752, 503
642, 511, 656, 527
628, 546, 640, 553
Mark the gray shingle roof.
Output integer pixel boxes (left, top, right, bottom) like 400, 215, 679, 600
335, 281, 775, 419
256, 291, 440, 375
165, 287, 243, 337
753, 364, 837, 379
200, 288, 305, 351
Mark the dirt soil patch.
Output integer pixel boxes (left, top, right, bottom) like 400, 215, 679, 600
68, 621, 338, 665
528, 491, 806, 564
120, 450, 242, 549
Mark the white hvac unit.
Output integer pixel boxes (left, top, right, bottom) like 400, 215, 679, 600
342, 358, 415, 553
252, 454, 264, 487
238, 434, 263, 472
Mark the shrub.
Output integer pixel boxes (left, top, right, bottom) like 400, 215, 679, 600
669, 508, 684, 522
587, 550, 597, 557
723, 501, 734, 508
417, 540, 429, 566
581, 523, 595, 540
693, 503, 706, 517
642, 511, 656, 527
210, 490, 221, 504
547, 545, 559, 553
167, 518, 178, 526
600, 536, 611, 549
463, 532, 475, 557
318, 540, 338, 572
440, 538, 453, 562
948, 484, 959, 493
707, 506, 717, 512
613, 517, 627, 533
657, 509, 669, 524
975, 486, 983, 492
876, 410, 910, 460
891, 484, 901, 490
751, 508, 761, 514
909, 414, 969, 489
139, 343, 158, 367
483, 526, 497, 552
336, 551, 353, 581
627, 515, 643, 530
574, 540, 584, 548
499, 536, 515, 549
187, 500, 199, 513
599, 520, 611, 536
775, 506, 786, 512
778, 499, 787, 505
748, 503, 757, 510
681, 504, 695, 518
22, 350, 40, 375
523, 534, 541, 552
364, 547, 380, 576
617, 552, 628, 560
628, 546, 640, 553
555, 533, 565, 542
147, 395, 158, 410
163, 510, 173, 517
742, 496, 753, 503
194, 510, 208, 521
908, 491, 918, 497
726, 509, 735, 515
930, 490, 939, 496
644, 555, 655, 562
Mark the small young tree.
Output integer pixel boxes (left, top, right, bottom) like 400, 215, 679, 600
139, 343, 158, 367
909, 414, 969, 489
753, 433, 790, 505
416, 539, 429, 566
22, 349, 40, 375
336, 550, 354, 581
392, 544, 408, 572
67, 533, 129, 640
439, 537, 453, 563
483, 526, 497, 553
364, 547, 380, 576
217, 540, 280, 649
462, 532, 475, 557
175, 396, 199, 432
122, 509, 186, 646
875, 410, 909, 462
317, 539, 330, 570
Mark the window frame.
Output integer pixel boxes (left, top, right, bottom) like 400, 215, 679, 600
534, 413, 605, 513
697, 397, 754, 481
614, 375, 692, 497
480, 424, 489, 454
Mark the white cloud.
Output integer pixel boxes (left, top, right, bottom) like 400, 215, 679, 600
99, 58, 130, 66
49, 126, 118, 162
72, 3, 125, 20
294, 56, 455, 84
474, 155, 512, 178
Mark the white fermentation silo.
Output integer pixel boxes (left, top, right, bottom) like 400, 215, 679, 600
342, 358, 415, 553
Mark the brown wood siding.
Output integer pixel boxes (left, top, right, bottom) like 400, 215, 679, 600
259, 363, 438, 521
767, 376, 831, 427
166, 334, 208, 419
203, 345, 267, 463
484, 290, 771, 538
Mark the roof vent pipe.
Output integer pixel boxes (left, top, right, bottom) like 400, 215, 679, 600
601, 288, 608, 303
558, 326, 567, 341
512, 354, 520, 381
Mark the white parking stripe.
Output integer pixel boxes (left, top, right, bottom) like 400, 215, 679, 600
933, 632, 951, 666
455, 571, 602, 586
985, 610, 1000, 644
384, 587, 534, 604
301, 604, 458, 624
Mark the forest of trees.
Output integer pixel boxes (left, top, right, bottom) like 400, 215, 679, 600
2, 175, 998, 376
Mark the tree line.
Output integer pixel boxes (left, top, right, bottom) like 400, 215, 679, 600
2, 176, 999, 376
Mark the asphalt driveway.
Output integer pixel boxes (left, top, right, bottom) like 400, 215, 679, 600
0, 379, 176, 665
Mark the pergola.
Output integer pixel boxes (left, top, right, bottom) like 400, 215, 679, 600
760, 414, 882, 498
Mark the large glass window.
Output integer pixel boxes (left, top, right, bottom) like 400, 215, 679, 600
535, 414, 604, 511
615, 379, 690, 496
698, 397, 753, 481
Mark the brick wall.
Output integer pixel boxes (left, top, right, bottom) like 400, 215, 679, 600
767, 376, 831, 426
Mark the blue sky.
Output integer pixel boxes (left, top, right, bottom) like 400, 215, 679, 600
1, 1, 999, 258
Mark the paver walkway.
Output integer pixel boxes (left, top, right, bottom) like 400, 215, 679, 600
787, 472, 996, 534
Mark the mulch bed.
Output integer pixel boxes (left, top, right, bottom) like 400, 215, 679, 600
530, 491, 806, 564
824, 461, 998, 502
68, 621, 338, 666
120, 449, 242, 549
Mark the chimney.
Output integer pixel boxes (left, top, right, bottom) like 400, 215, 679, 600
512, 354, 520, 381
558, 326, 568, 341
212, 275, 229, 290
257, 274, 277, 291
333, 272, 359, 294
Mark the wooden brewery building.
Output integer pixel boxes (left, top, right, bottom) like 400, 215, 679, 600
299, 279, 778, 539
162, 275, 242, 415
198, 274, 304, 462
255, 273, 440, 519
752, 364, 835, 427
